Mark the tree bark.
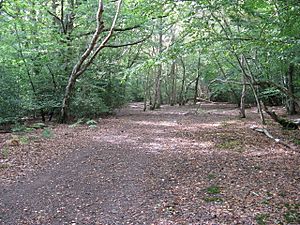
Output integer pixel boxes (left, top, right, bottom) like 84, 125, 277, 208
179, 57, 186, 105
242, 54, 265, 124
239, 55, 246, 118
150, 18, 163, 110
170, 60, 177, 106
194, 52, 201, 105
60, 0, 122, 122
286, 63, 296, 115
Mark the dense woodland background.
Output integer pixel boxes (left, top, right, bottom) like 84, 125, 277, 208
0, 0, 299, 124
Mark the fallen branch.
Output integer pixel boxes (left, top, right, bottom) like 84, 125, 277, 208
263, 105, 299, 130
251, 126, 297, 151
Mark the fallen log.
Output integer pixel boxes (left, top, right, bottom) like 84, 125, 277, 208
251, 126, 298, 151
263, 105, 299, 130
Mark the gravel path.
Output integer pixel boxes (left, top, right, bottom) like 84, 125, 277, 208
1, 103, 299, 224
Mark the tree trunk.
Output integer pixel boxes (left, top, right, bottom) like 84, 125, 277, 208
214, 56, 240, 106
143, 72, 150, 111
60, 73, 77, 123
59, 0, 122, 122
170, 61, 177, 106
240, 79, 246, 118
286, 63, 296, 115
242, 54, 265, 124
179, 57, 186, 105
194, 52, 201, 104
150, 18, 163, 110
240, 56, 246, 118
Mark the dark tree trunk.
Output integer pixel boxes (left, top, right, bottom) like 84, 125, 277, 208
60, 74, 77, 123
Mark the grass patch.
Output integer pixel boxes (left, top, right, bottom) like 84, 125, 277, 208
253, 165, 262, 170
261, 199, 270, 205
255, 213, 269, 225
31, 123, 46, 129
284, 203, 300, 224
12, 123, 33, 133
0, 163, 10, 170
69, 118, 84, 128
1, 147, 9, 159
42, 128, 54, 138
203, 196, 223, 203
279, 191, 287, 197
86, 119, 97, 129
206, 185, 221, 194
207, 173, 216, 180
292, 138, 300, 146
19, 136, 30, 145
217, 140, 243, 152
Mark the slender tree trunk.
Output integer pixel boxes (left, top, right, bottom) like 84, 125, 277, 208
60, 0, 122, 122
143, 72, 150, 111
179, 57, 186, 105
242, 54, 265, 124
240, 55, 246, 118
170, 61, 177, 106
150, 19, 163, 110
194, 52, 201, 104
214, 56, 240, 106
240, 75, 246, 118
286, 63, 296, 115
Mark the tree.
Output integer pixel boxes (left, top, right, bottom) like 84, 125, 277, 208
60, 0, 122, 122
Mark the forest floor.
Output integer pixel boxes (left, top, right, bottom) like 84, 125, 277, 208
0, 102, 300, 225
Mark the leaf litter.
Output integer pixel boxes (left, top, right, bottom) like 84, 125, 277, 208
0, 102, 299, 224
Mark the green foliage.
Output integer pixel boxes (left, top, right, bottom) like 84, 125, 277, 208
207, 173, 216, 180
0, 0, 300, 123
0, 163, 10, 170
255, 213, 269, 225
292, 138, 300, 146
11, 123, 28, 133
217, 140, 243, 152
1, 147, 9, 159
284, 203, 300, 224
86, 120, 97, 126
69, 118, 84, 128
31, 123, 46, 129
203, 196, 223, 203
42, 128, 54, 139
19, 136, 29, 145
206, 185, 221, 194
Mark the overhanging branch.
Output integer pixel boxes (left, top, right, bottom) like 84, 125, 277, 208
104, 32, 152, 48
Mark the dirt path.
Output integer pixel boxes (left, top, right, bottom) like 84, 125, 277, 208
0, 103, 299, 224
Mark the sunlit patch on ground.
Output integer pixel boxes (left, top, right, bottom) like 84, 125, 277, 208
1, 102, 299, 224
131, 120, 179, 127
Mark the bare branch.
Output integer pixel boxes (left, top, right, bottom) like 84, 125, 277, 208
77, 0, 123, 76
72, 0, 105, 77
104, 32, 152, 48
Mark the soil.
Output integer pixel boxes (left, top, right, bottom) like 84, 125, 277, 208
0, 102, 299, 225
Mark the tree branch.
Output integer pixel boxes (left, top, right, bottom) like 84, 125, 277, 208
78, 24, 141, 38
104, 32, 152, 48
77, 0, 123, 76
71, 0, 104, 78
